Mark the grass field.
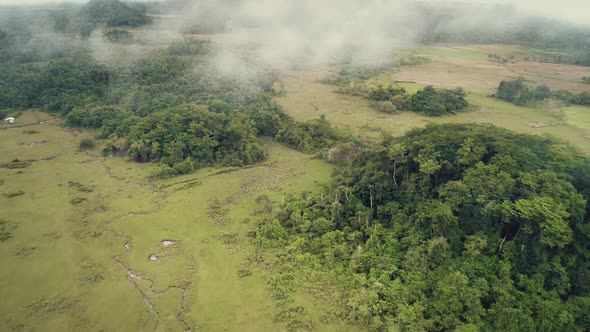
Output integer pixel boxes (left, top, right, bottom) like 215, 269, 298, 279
276, 45, 590, 155
0, 111, 357, 331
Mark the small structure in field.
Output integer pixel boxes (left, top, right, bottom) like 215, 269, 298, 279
4, 117, 15, 124
148, 254, 159, 261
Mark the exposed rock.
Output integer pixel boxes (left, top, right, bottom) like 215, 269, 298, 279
160, 240, 176, 247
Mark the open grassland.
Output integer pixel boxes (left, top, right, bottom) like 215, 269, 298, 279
0, 111, 356, 331
397, 45, 590, 93
276, 45, 590, 155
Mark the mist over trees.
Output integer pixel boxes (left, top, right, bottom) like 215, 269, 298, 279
416, 3, 590, 66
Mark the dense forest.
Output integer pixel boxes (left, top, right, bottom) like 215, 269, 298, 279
0, 39, 338, 176
255, 124, 590, 331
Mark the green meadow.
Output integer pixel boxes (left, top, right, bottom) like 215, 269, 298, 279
0, 111, 357, 331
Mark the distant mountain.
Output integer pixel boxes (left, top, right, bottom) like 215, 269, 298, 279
80, 0, 151, 27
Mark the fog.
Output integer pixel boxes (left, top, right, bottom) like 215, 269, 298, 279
152, 0, 590, 77
2, 0, 590, 79
172, 0, 418, 75
2, 0, 589, 26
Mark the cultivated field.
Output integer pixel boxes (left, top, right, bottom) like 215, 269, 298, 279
0, 112, 357, 331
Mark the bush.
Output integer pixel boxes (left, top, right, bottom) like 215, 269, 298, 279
368, 85, 406, 102
79, 139, 96, 151
0, 220, 15, 241
534, 85, 552, 100
103, 29, 131, 43
378, 101, 396, 113
173, 158, 195, 175
402, 86, 468, 116
570, 91, 590, 105
70, 197, 87, 205
0, 159, 31, 169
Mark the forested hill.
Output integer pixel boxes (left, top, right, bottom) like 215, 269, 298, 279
256, 124, 590, 331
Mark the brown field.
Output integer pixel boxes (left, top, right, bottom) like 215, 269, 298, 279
276, 45, 590, 155
393, 45, 590, 93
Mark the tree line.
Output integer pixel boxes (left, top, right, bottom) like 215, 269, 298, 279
496, 78, 590, 106
338, 83, 469, 116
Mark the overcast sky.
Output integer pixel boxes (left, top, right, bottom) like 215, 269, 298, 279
0, 0, 588, 26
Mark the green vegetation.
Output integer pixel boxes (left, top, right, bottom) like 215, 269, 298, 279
0, 159, 31, 169
103, 28, 131, 43
323, 57, 429, 87
78, 138, 96, 151
583, 77, 590, 84
0, 115, 337, 331
255, 123, 590, 331
496, 78, 590, 106
1, 50, 338, 176
402, 86, 468, 116
0, 219, 16, 241
338, 83, 469, 116
322, 64, 400, 86
70, 197, 88, 205
1, 1, 590, 330
79, 0, 151, 28
68, 181, 93, 192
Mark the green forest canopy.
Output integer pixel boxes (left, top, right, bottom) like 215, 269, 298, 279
0, 46, 339, 177
256, 123, 590, 331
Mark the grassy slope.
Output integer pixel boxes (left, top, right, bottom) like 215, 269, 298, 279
276, 46, 590, 155
0, 111, 349, 331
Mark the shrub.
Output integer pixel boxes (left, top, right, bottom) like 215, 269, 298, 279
70, 197, 87, 205
496, 78, 531, 105
79, 139, 96, 151
402, 86, 468, 116
0, 159, 31, 169
378, 101, 396, 113
68, 181, 93, 192
173, 158, 195, 175
0, 220, 15, 241
103, 29, 131, 43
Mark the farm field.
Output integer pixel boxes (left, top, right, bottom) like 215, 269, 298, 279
276, 45, 590, 155
0, 112, 355, 331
